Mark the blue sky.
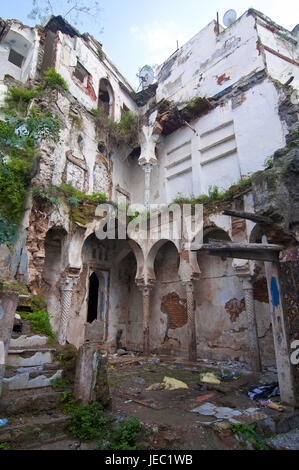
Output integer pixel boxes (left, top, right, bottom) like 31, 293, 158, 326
1, 0, 298, 89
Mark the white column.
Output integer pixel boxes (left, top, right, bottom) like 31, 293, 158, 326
58, 277, 77, 346
142, 163, 153, 211
242, 277, 262, 372
184, 281, 197, 362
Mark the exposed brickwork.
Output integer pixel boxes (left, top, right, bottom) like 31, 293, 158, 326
225, 298, 245, 323
253, 277, 269, 304
161, 292, 187, 329
26, 201, 49, 293
231, 217, 246, 236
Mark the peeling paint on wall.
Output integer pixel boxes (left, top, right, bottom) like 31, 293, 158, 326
225, 298, 246, 323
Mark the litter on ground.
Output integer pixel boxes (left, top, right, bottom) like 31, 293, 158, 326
200, 372, 221, 385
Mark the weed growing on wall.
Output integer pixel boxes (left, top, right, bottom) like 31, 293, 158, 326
43, 67, 69, 91
91, 108, 139, 148
173, 176, 253, 207
19, 295, 57, 341
0, 92, 60, 245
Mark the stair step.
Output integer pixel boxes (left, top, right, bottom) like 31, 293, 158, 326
0, 412, 69, 448
4, 363, 61, 378
7, 349, 56, 367
9, 335, 48, 349
3, 369, 63, 391
0, 388, 64, 416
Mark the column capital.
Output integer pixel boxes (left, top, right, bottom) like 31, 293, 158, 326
182, 280, 195, 293
60, 277, 77, 292
141, 163, 154, 173
137, 283, 154, 295
238, 275, 254, 291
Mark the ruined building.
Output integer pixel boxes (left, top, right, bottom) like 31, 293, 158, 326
0, 9, 298, 407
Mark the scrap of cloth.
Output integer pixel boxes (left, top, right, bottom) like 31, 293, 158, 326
248, 382, 280, 400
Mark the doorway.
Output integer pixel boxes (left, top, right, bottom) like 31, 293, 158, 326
87, 272, 99, 323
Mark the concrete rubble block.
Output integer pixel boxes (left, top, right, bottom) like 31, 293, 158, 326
3, 369, 62, 391
9, 335, 48, 348
7, 350, 54, 367
74, 343, 110, 406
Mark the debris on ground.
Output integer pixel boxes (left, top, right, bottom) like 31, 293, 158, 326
200, 372, 221, 385
0, 419, 8, 426
116, 349, 128, 356
266, 402, 285, 412
222, 371, 241, 380
266, 429, 299, 450
248, 382, 279, 400
195, 393, 217, 403
146, 376, 189, 391
190, 402, 268, 425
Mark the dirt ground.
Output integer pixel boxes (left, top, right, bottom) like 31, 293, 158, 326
33, 354, 284, 451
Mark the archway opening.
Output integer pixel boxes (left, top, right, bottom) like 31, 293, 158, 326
98, 78, 114, 119
87, 272, 99, 324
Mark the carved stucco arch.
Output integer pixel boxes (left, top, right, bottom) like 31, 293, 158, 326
145, 239, 180, 286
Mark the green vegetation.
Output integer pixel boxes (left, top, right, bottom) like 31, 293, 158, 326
43, 67, 69, 91
230, 423, 268, 450
19, 295, 56, 341
4, 86, 38, 115
51, 376, 71, 390
109, 416, 143, 450
173, 176, 253, 207
264, 155, 274, 169
31, 185, 60, 206
65, 395, 144, 449
67, 402, 109, 441
31, 183, 108, 226
186, 96, 204, 109
59, 183, 107, 205
0, 86, 60, 245
61, 391, 76, 414
91, 108, 139, 148
97, 47, 106, 60
0, 442, 10, 450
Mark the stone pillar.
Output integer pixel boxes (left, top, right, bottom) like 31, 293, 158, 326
0, 288, 19, 397
142, 163, 153, 211
184, 281, 197, 362
74, 344, 110, 406
241, 277, 262, 372
141, 285, 152, 356
264, 259, 297, 406
58, 277, 76, 346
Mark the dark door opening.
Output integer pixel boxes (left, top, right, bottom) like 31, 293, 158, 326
87, 272, 99, 323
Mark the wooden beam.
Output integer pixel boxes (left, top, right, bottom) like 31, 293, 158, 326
191, 242, 283, 261
200, 242, 283, 252
222, 210, 273, 224
206, 250, 279, 262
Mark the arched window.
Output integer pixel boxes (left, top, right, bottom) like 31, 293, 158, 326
98, 78, 114, 119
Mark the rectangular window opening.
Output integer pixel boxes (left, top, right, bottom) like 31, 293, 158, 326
8, 48, 24, 68
74, 62, 89, 85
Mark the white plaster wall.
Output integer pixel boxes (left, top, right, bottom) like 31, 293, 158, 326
233, 79, 286, 176
257, 21, 299, 90
154, 79, 286, 203
56, 33, 138, 119
0, 23, 39, 83
156, 12, 264, 104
